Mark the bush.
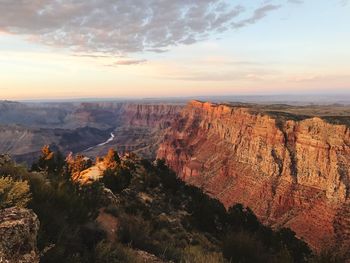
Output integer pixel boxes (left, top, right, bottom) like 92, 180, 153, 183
104, 205, 119, 217
222, 231, 269, 263
157, 160, 181, 193
94, 241, 140, 263
118, 214, 152, 250
0, 176, 31, 208
308, 249, 345, 263
102, 168, 132, 193
226, 204, 261, 232
31, 145, 65, 175
0, 162, 29, 180
274, 228, 311, 262
181, 246, 226, 263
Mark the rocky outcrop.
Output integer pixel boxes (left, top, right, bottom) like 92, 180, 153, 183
157, 100, 350, 253
0, 207, 40, 263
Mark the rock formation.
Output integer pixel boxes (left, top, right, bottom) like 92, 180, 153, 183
157, 100, 350, 254
0, 207, 40, 263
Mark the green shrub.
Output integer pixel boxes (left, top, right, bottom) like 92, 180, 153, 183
102, 168, 132, 193
0, 162, 29, 180
309, 250, 345, 263
222, 231, 269, 263
31, 145, 65, 175
181, 246, 226, 263
226, 204, 260, 232
94, 241, 140, 263
118, 214, 152, 250
104, 204, 119, 217
274, 228, 311, 262
0, 176, 31, 208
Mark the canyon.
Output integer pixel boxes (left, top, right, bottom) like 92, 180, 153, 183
157, 100, 350, 255
0, 101, 183, 164
83, 103, 183, 159
2, 99, 350, 257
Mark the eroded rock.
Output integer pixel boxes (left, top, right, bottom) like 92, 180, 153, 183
0, 207, 39, 263
157, 100, 350, 253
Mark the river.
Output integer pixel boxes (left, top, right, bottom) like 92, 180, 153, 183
83, 132, 115, 152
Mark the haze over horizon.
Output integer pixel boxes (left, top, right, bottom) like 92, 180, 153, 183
1, 0, 349, 100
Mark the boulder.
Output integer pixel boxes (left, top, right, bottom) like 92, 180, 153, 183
0, 207, 40, 263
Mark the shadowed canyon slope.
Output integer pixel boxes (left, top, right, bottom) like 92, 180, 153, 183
157, 100, 350, 253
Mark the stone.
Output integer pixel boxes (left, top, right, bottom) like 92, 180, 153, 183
0, 207, 40, 263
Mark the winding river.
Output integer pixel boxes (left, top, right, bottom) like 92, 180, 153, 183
83, 132, 115, 152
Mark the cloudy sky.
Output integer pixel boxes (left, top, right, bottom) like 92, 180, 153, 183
0, 0, 349, 99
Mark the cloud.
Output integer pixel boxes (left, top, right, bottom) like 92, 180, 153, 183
288, 0, 303, 4
232, 4, 281, 28
340, 0, 349, 6
0, 1, 285, 55
72, 54, 124, 59
106, 59, 147, 67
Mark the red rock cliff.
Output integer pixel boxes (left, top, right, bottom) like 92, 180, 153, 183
157, 100, 350, 253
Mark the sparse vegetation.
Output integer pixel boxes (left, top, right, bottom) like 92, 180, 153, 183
94, 241, 141, 263
0, 176, 31, 209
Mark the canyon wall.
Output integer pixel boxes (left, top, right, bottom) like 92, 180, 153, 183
157, 100, 350, 253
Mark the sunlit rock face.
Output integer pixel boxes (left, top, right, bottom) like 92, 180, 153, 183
0, 207, 40, 263
157, 100, 350, 253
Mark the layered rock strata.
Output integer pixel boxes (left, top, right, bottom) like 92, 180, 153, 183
157, 100, 350, 253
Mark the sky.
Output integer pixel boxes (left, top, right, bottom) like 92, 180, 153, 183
0, 0, 349, 100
